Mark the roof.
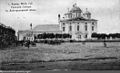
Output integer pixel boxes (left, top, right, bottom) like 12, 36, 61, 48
60, 17, 97, 22
70, 6, 82, 13
18, 30, 31, 34
33, 24, 60, 31
18, 24, 62, 34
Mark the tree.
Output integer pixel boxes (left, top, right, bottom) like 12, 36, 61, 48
91, 33, 98, 38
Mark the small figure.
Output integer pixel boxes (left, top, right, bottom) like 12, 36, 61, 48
103, 40, 107, 47
26, 40, 30, 48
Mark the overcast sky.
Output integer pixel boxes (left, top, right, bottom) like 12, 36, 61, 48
0, 0, 120, 33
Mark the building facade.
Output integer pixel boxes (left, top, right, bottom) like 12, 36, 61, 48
18, 24, 62, 41
59, 4, 97, 40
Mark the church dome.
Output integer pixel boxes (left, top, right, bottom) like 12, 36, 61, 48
70, 4, 82, 13
85, 11, 91, 15
84, 8, 91, 15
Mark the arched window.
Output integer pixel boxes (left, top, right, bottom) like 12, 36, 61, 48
63, 27, 65, 31
92, 26, 94, 31
85, 34, 87, 38
77, 25, 79, 31
63, 23, 65, 26
85, 25, 87, 31
69, 25, 72, 31
71, 14, 72, 18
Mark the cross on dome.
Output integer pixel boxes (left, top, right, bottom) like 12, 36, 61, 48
73, 3, 77, 7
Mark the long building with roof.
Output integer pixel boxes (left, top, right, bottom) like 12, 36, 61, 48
17, 24, 62, 41
17, 3, 97, 41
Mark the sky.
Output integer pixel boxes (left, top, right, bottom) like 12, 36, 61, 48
0, 0, 120, 33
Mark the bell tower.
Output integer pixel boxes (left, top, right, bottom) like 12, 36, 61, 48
58, 14, 61, 24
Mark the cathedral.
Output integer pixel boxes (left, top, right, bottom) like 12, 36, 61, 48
18, 3, 97, 41
58, 3, 97, 40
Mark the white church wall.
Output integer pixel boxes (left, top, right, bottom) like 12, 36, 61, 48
59, 22, 62, 32
65, 22, 69, 33
88, 22, 92, 39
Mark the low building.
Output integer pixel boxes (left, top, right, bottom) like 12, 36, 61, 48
17, 24, 62, 41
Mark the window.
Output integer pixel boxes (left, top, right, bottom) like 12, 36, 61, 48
71, 14, 72, 18
85, 34, 87, 38
63, 27, 65, 31
77, 25, 79, 31
85, 25, 87, 31
26, 37, 27, 40
92, 22, 94, 25
92, 26, 94, 31
69, 25, 72, 31
63, 23, 65, 26
85, 22, 87, 24
31, 38, 33, 40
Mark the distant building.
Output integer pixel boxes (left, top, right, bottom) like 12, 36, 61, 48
17, 3, 98, 41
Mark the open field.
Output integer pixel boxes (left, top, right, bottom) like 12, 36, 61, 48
0, 42, 120, 70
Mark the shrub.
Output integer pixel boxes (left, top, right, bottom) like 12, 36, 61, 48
91, 33, 120, 40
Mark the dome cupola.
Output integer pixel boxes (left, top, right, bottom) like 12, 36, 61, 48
70, 3, 82, 13
83, 8, 91, 19
85, 8, 91, 15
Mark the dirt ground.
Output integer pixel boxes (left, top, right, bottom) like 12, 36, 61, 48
0, 42, 120, 70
